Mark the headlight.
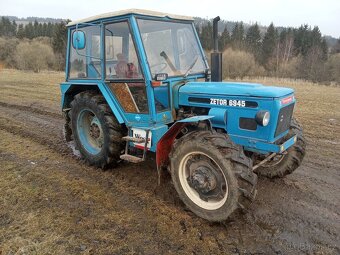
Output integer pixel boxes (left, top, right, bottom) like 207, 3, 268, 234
255, 111, 270, 126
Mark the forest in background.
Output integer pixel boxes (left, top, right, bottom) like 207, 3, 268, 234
0, 16, 339, 83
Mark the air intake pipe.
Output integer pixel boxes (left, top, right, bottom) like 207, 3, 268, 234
211, 16, 222, 82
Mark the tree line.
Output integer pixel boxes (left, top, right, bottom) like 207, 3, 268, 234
0, 17, 64, 39
196, 20, 340, 83
0, 16, 339, 83
0, 17, 68, 71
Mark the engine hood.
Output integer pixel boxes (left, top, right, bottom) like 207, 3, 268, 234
179, 81, 294, 98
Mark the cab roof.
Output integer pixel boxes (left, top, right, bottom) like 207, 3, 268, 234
67, 9, 194, 27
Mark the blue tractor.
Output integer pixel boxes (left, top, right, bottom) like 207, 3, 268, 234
61, 9, 306, 221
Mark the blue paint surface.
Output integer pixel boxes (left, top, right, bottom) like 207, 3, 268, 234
180, 81, 294, 98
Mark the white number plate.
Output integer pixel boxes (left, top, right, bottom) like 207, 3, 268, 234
131, 128, 152, 149
210, 98, 246, 107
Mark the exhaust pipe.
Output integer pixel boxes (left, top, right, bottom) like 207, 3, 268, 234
213, 16, 220, 52
211, 16, 222, 82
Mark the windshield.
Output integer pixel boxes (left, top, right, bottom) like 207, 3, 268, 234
137, 19, 207, 78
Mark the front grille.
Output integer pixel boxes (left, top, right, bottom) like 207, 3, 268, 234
275, 103, 295, 137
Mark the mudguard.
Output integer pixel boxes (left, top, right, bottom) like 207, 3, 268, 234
60, 82, 125, 124
156, 116, 213, 168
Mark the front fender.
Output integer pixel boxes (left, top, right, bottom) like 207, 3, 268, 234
156, 115, 213, 168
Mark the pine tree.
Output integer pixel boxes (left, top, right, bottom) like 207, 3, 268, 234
42, 23, 48, 36
245, 23, 261, 60
37, 23, 43, 37
219, 26, 230, 51
320, 38, 328, 60
261, 23, 278, 67
0, 17, 17, 36
200, 22, 213, 50
294, 24, 312, 56
310, 26, 322, 47
230, 22, 244, 49
11, 20, 17, 36
52, 20, 69, 70
16, 24, 25, 38
24, 22, 34, 39
47, 22, 53, 37
33, 20, 39, 37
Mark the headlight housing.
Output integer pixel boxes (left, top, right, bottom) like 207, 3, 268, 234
255, 111, 270, 126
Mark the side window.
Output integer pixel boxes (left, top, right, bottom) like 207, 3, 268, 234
105, 22, 143, 79
69, 25, 101, 79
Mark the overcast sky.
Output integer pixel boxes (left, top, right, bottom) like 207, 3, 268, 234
1, 0, 339, 37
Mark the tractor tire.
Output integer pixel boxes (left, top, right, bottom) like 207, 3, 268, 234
254, 118, 306, 178
70, 91, 124, 168
170, 131, 257, 222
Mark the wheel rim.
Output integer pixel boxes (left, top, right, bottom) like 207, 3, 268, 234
178, 151, 228, 210
77, 109, 104, 155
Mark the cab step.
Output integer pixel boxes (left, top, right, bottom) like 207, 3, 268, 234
122, 136, 146, 143
120, 154, 144, 163
120, 128, 150, 163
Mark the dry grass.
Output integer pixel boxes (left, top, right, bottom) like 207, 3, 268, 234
0, 69, 63, 112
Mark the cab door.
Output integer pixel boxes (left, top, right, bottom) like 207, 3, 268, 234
104, 20, 151, 125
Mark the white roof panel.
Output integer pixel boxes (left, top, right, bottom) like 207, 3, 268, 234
67, 9, 194, 26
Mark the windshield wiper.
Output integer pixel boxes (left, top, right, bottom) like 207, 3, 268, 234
183, 56, 199, 78
160, 51, 177, 73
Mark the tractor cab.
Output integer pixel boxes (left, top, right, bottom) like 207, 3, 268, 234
60, 9, 306, 222
64, 10, 207, 129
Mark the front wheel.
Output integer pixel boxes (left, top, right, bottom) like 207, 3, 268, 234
254, 118, 306, 178
170, 131, 257, 222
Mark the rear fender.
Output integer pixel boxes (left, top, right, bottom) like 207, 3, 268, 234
156, 116, 213, 168
60, 82, 125, 124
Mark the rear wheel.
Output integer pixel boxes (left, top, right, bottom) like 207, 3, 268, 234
70, 91, 123, 168
254, 118, 306, 178
170, 131, 257, 222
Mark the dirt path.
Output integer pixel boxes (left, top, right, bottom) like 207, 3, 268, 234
0, 70, 339, 254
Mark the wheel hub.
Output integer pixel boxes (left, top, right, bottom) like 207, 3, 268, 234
187, 160, 225, 201
77, 110, 105, 154
189, 166, 217, 194
88, 117, 104, 147
89, 122, 101, 139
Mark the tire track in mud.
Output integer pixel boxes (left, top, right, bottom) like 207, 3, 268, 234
0, 102, 71, 156
0, 101, 61, 119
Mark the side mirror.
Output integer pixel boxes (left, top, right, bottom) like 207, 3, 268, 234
72, 30, 86, 50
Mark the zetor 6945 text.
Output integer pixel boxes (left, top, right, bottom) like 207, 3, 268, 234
60, 9, 306, 222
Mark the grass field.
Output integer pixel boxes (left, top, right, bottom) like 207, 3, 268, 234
0, 69, 339, 254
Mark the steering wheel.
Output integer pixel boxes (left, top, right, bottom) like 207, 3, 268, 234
150, 62, 168, 73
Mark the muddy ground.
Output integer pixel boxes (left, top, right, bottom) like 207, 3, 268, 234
0, 69, 339, 255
